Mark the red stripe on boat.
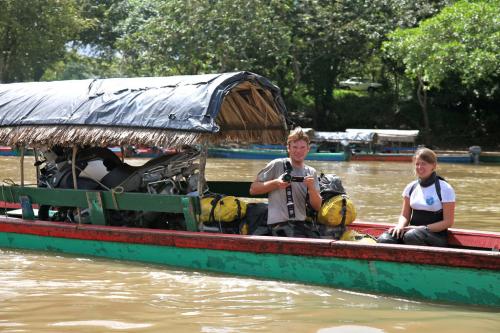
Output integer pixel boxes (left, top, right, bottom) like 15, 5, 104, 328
0, 218, 498, 271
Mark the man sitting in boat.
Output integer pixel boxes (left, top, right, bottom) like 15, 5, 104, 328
249, 127, 322, 237
377, 148, 456, 247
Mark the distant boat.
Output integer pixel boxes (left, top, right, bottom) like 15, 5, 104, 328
436, 153, 473, 164
313, 129, 417, 162
0, 146, 34, 157
0, 146, 16, 156
314, 129, 478, 164
479, 152, 500, 164
207, 146, 348, 161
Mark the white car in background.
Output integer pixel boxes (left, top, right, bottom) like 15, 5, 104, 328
339, 77, 382, 91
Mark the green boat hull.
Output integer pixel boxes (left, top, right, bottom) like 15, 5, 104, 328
1, 232, 498, 307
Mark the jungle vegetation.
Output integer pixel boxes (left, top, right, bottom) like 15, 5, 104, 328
1, 0, 498, 148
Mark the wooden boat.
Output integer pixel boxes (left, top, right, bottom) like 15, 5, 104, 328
314, 129, 417, 162
436, 153, 473, 164
351, 152, 413, 162
315, 130, 475, 164
0, 146, 35, 157
479, 151, 500, 164
208, 146, 348, 161
0, 145, 16, 156
1, 73, 499, 308
0, 199, 499, 308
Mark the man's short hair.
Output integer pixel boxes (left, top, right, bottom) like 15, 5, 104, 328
287, 127, 310, 146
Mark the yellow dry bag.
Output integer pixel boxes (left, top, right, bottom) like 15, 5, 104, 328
339, 229, 377, 244
317, 194, 356, 227
200, 195, 247, 223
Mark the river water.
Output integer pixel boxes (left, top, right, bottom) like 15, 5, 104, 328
1, 156, 499, 332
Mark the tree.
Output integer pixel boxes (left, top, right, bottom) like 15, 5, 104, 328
75, 0, 128, 58
383, 0, 500, 144
114, 0, 292, 78
276, 0, 451, 129
0, 0, 87, 82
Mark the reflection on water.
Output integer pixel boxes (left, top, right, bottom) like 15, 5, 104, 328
1, 156, 499, 333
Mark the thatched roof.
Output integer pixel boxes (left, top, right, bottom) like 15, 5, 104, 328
0, 72, 288, 148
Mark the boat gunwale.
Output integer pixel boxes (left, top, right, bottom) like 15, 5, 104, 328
0, 217, 498, 271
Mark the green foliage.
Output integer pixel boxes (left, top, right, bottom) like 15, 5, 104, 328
0, 0, 87, 82
329, 90, 420, 131
383, 0, 500, 92
75, 0, 128, 57
114, 0, 289, 76
41, 50, 123, 80
383, 0, 500, 145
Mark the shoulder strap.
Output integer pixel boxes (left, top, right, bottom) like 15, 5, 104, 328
209, 194, 223, 223
340, 195, 347, 228
409, 179, 442, 202
282, 158, 288, 171
235, 198, 242, 220
409, 181, 417, 197
283, 158, 295, 220
435, 178, 442, 202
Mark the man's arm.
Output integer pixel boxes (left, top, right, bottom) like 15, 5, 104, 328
304, 176, 322, 211
249, 177, 289, 196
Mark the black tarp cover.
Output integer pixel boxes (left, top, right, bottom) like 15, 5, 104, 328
0, 71, 288, 147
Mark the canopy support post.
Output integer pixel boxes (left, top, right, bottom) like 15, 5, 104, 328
19, 146, 25, 187
72, 145, 83, 224
197, 140, 208, 197
33, 148, 40, 184
72, 146, 78, 191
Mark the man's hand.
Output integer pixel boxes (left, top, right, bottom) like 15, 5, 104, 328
303, 175, 317, 191
275, 176, 291, 189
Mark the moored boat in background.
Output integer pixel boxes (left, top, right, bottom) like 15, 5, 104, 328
207, 146, 348, 161
313, 129, 418, 162
0, 145, 15, 156
479, 151, 500, 164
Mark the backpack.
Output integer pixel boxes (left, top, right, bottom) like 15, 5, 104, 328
317, 194, 357, 227
239, 202, 270, 235
316, 173, 357, 239
200, 194, 247, 224
319, 173, 346, 201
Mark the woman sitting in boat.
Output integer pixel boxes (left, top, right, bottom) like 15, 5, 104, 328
377, 147, 455, 247
249, 127, 322, 237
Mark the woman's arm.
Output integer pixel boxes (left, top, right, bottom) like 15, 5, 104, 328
391, 196, 411, 238
426, 202, 455, 232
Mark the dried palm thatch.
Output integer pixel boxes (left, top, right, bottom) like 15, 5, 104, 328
0, 72, 289, 148
211, 81, 288, 145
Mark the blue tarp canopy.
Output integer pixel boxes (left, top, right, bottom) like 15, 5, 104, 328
0, 72, 288, 147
